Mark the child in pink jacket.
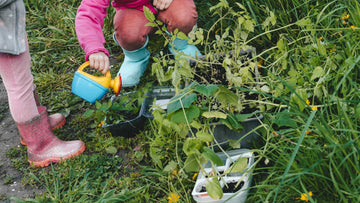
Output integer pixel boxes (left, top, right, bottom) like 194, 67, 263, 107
75, 0, 201, 87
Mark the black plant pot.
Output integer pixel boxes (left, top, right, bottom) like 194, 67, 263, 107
103, 93, 146, 138
211, 114, 264, 151
105, 87, 175, 138
141, 86, 176, 119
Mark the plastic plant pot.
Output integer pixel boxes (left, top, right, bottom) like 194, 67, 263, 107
192, 149, 254, 203
197, 166, 228, 180
221, 175, 251, 203
192, 173, 251, 203
211, 114, 264, 151
103, 93, 146, 138
192, 178, 224, 203
141, 86, 176, 119
225, 151, 255, 177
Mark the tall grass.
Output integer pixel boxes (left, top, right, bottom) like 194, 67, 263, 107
5, 0, 360, 202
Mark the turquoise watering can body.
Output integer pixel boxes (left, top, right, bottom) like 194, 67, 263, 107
71, 61, 121, 104
72, 71, 109, 103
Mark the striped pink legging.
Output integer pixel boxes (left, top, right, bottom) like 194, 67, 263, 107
0, 36, 38, 123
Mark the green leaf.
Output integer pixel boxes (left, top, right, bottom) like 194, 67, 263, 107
274, 112, 298, 128
290, 88, 308, 111
150, 145, 163, 168
355, 103, 360, 120
143, 6, 155, 22
163, 160, 177, 172
202, 147, 223, 165
184, 154, 201, 172
221, 113, 243, 130
170, 105, 200, 124
225, 157, 248, 174
172, 69, 181, 88
244, 20, 254, 32
235, 112, 257, 122
167, 93, 197, 114
194, 84, 219, 97
310, 66, 325, 81
183, 138, 203, 155
206, 178, 223, 199
215, 86, 238, 106
196, 131, 214, 142
317, 40, 327, 57
95, 100, 102, 109
202, 111, 227, 119
178, 63, 193, 77
83, 109, 94, 117
105, 146, 117, 155
228, 139, 241, 149
145, 22, 157, 27
191, 120, 203, 129
295, 18, 311, 27
176, 31, 188, 40
235, 2, 246, 11
314, 86, 323, 99
277, 38, 284, 52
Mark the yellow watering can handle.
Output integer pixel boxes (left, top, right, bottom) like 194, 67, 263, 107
77, 61, 111, 78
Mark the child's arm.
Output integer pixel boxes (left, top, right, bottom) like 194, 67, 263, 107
75, 0, 110, 62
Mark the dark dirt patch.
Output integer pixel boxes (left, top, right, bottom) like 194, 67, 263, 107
0, 80, 44, 202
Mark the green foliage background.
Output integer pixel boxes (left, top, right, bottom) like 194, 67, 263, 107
2, 0, 359, 202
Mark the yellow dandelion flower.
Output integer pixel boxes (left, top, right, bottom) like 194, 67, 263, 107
342, 20, 346, 25
350, 25, 357, 31
192, 173, 198, 180
168, 193, 180, 203
258, 59, 263, 69
324, 144, 327, 147
306, 99, 310, 105
306, 130, 310, 134
215, 28, 221, 34
318, 36, 323, 41
300, 191, 313, 202
98, 121, 104, 127
172, 169, 178, 176
311, 106, 318, 111
272, 131, 279, 137
342, 14, 350, 20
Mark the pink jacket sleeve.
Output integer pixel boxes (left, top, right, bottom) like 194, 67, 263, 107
75, 0, 110, 61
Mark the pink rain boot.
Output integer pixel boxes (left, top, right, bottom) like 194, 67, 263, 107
20, 86, 67, 145
16, 106, 85, 167
20, 107, 66, 145
33, 85, 66, 130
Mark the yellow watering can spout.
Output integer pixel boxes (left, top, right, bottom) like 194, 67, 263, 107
110, 75, 121, 96
76, 61, 122, 96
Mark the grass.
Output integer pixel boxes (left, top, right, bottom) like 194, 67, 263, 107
3, 0, 360, 202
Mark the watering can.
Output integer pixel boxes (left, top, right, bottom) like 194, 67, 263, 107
71, 61, 121, 103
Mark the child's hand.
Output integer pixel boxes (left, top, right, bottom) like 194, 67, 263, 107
153, 0, 173, 10
88, 52, 110, 75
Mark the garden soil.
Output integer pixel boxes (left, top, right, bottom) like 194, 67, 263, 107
0, 79, 44, 202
